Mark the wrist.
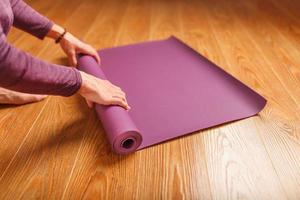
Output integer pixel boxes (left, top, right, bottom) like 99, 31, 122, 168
46, 24, 65, 40
78, 71, 89, 94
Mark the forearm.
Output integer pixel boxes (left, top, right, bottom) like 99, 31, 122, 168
0, 49, 82, 96
12, 0, 53, 39
0, 29, 82, 96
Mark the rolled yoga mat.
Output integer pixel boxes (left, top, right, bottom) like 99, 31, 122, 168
78, 36, 266, 154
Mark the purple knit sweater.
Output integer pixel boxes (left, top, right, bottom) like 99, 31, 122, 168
0, 0, 82, 96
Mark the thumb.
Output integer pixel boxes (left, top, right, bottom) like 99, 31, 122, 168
68, 51, 77, 67
85, 99, 94, 108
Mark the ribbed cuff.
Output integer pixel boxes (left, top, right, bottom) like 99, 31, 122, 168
38, 20, 54, 40
62, 68, 82, 97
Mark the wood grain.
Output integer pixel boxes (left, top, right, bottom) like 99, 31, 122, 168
0, 0, 299, 199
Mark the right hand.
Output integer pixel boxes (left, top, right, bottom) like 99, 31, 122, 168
78, 71, 130, 110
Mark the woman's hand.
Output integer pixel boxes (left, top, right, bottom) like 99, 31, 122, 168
47, 24, 100, 66
47, 25, 129, 109
60, 33, 100, 66
78, 71, 130, 110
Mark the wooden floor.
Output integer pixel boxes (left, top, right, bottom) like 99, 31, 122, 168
1, 0, 300, 199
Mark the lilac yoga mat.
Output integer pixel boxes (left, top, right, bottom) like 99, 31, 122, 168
78, 36, 266, 154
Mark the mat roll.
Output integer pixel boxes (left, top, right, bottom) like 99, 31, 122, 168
78, 36, 266, 154
78, 55, 143, 154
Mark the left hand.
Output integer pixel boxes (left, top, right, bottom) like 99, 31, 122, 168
59, 32, 101, 66
46, 24, 102, 108
60, 33, 102, 107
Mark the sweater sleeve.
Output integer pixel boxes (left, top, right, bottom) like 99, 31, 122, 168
0, 29, 82, 96
10, 0, 53, 39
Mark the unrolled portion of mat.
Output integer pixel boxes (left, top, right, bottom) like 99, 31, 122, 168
78, 36, 266, 154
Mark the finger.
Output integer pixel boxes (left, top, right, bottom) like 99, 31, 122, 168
111, 97, 130, 110
109, 84, 125, 95
112, 95, 127, 106
109, 84, 122, 92
85, 99, 94, 108
111, 87, 126, 97
67, 49, 77, 66
33, 95, 48, 101
88, 48, 101, 64
70, 53, 77, 67
78, 46, 100, 64
35, 95, 48, 99
111, 92, 127, 104
93, 51, 101, 64
116, 96, 130, 109
67, 56, 74, 66
23, 94, 48, 103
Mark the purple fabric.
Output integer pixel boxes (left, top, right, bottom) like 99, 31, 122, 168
0, 0, 81, 96
78, 36, 267, 154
